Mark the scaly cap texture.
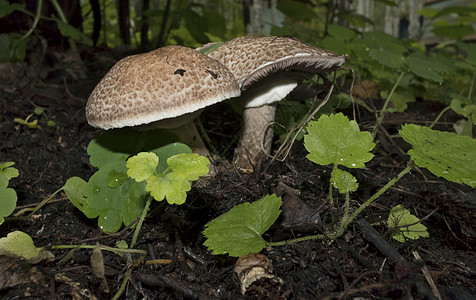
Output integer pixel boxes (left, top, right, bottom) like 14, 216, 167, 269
207, 36, 347, 91
86, 45, 240, 129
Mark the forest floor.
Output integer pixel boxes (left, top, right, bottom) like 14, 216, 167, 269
0, 47, 475, 300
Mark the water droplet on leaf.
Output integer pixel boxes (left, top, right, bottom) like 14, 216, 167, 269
93, 186, 100, 194
107, 170, 128, 188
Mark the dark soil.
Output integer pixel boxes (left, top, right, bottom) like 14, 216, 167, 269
1, 46, 475, 300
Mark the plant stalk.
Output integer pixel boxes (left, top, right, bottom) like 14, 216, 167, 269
348, 161, 415, 225
19, 0, 43, 42
372, 71, 406, 139
131, 195, 153, 248
266, 161, 415, 247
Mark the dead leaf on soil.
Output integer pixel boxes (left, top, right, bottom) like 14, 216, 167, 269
90, 243, 110, 293
0, 256, 46, 291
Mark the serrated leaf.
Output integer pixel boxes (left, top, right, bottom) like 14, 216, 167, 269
406, 52, 449, 83
52, 15, 93, 46
0, 231, 54, 263
127, 152, 159, 182
331, 168, 358, 194
167, 153, 210, 181
327, 24, 356, 41
304, 113, 375, 168
363, 32, 405, 69
399, 124, 476, 187
387, 205, 428, 243
277, 0, 317, 21
433, 24, 474, 39
203, 194, 282, 257
146, 173, 191, 205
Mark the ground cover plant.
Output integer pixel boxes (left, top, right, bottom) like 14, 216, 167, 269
1, 0, 475, 299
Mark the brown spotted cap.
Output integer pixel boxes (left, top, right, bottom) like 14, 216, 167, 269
207, 36, 347, 90
86, 45, 240, 130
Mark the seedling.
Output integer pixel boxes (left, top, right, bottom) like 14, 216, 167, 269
387, 205, 429, 243
13, 113, 41, 129
63, 128, 210, 234
13, 107, 56, 129
203, 113, 476, 256
0, 162, 19, 225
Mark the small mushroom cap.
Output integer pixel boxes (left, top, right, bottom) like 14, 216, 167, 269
86, 45, 240, 130
207, 36, 346, 107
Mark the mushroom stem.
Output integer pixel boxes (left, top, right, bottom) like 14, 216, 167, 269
233, 104, 276, 172
168, 121, 211, 158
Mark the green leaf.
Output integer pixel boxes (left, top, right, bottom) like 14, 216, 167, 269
0, 162, 19, 183
432, 24, 474, 39
151, 143, 193, 173
406, 52, 449, 83
52, 16, 93, 46
146, 172, 191, 205
304, 113, 375, 168
331, 168, 358, 194
198, 42, 223, 55
203, 9, 227, 38
0, 162, 18, 224
373, 0, 397, 6
0, 231, 54, 263
417, 8, 438, 18
399, 124, 476, 187
0, 187, 17, 225
87, 129, 140, 168
327, 24, 356, 41
277, 0, 317, 21
203, 194, 282, 257
0, 0, 24, 18
63, 176, 88, 212
127, 152, 159, 182
434, 6, 476, 18
87, 128, 179, 168
363, 32, 406, 69
387, 205, 429, 243
82, 160, 147, 233
167, 153, 210, 181
386, 91, 416, 112
184, 7, 209, 44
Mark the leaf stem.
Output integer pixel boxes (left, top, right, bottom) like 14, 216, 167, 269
8, 187, 63, 220
429, 106, 451, 129
50, 0, 78, 52
348, 161, 415, 225
468, 70, 475, 102
130, 195, 153, 248
266, 161, 415, 247
51, 244, 147, 256
372, 71, 406, 139
19, 0, 42, 42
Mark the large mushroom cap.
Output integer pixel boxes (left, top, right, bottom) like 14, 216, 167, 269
86, 45, 240, 130
207, 36, 347, 91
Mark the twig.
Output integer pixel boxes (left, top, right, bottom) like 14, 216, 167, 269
413, 251, 442, 300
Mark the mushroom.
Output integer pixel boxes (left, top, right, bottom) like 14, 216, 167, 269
86, 45, 240, 157
205, 36, 347, 172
